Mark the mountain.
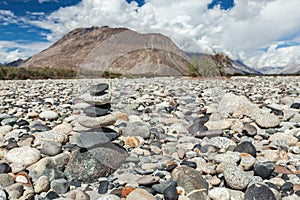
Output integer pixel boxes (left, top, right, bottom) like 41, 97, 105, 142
256, 66, 285, 74
186, 52, 261, 76
5, 58, 26, 67
257, 65, 300, 75
280, 64, 300, 74
21, 26, 258, 77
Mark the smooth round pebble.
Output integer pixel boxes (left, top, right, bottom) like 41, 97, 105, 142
244, 183, 276, 200
208, 187, 230, 200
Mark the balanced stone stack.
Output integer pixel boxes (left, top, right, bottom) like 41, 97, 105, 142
65, 83, 128, 183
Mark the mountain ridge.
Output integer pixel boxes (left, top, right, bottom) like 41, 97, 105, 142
20, 26, 259, 77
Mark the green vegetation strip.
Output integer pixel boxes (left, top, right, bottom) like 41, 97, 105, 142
0, 66, 78, 80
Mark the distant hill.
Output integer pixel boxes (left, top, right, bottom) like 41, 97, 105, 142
20, 26, 259, 77
5, 58, 26, 67
280, 64, 300, 74
185, 52, 261, 76
257, 65, 300, 75
256, 66, 285, 74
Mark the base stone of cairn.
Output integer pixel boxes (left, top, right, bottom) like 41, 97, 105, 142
65, 83, 128, 183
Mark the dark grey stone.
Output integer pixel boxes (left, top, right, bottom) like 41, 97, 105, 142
98, 180, 109, 194
31, 123, 51, 132
244, 183, 276, 200
242, 123, 257, 136
83, 105, 109, 117
42, 141, 62, 156
188, 115, 210, 135
152, 180, 177, 194
254, 162, 275, 179
50, 178, 69, 194
171, 166, 208, 200
65, 143, 128, 183
88, 83, 109, 96
290, 102, 300, 109
16, 119, 29, 127
0, 163, 11, 174
234, 141, 257, 157
163, 185, 178, 200
77, 127, 119, 149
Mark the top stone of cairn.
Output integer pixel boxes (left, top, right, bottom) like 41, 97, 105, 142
88, 83, 109, 96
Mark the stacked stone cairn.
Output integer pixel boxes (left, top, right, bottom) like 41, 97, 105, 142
65, 83, 128, 183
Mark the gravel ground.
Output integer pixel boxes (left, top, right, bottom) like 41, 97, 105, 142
0, 76, 299, 200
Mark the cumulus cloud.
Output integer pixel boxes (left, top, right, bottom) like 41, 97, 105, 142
2, 0, 300, 68
0, 41, 51, 64
0, 9, 18, 25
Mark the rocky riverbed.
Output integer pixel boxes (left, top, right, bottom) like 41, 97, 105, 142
0, 76, 299, 200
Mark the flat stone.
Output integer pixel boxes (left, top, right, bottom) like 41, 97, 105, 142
5, 183, 24, 199
69, 189, 91, 200
205, 136, 236, 149
204, 119, 233, 130
41, 141, 62, 156
0, 114, 12, 121
208, 187, 230, 200
0, 125, 12, 135
52, 123, 73, 134
0, 163, 11, 174
290, 102, 300, 109
126, 189, 156, 200
34, 176, 50, 193
254, 161, 275, 179
98, 180, 109, 194
84, 105, 110, 117
227, 189, 244, 200
242, 123, 257, 136
0, 174, 14, 187
39, 110, 59, 120
234, 141, 257, 157
77, 113, 119, 128
34, 130, 68, 145
171, 166, 208, 200
168, 123, 188, 135
123, 121, 150, 139
50, 178, 69, 194
78, 93, 111, 105
214, 151, 240, 163
65, 143, 128, 183
88, 83, 109, 96
269, 132, 298, 146
223, 163, 251, 190
97, 194, 121, 200
218, 93, 259, 118
31, 123, 51, 132
5, 146, 41, 166
137, 176, 160, 186
0, 186, 7, 200
188, 115, 210, 135
76, 127, 119, 149
125, 136, 141, 148
244, 183, 276, 200
195, 130, 223, 138
239, 153, 256, 170
163, 184, 178, 200
28, 153, 70, 182
1, 117, 17, 126
255, 113, 280, 128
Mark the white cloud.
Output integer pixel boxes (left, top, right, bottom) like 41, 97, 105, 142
2, 0, 300, 69
38, 0, 58, 3
0, 9, 18, 25
0, 41, 51, 64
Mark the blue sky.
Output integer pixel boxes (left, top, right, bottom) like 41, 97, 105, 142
1, 0, 300, 69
